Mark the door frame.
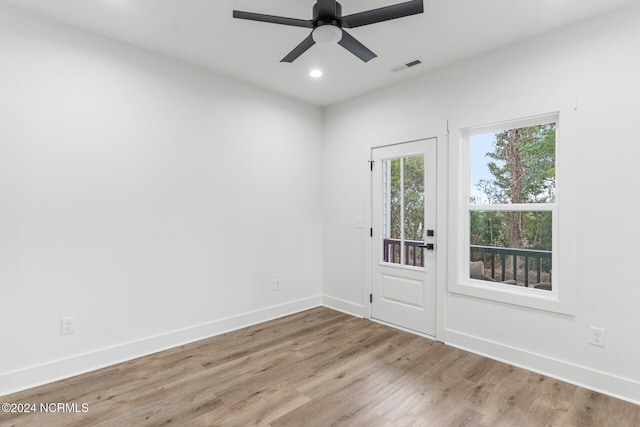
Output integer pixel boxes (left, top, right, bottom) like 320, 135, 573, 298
363, 128, 448, 341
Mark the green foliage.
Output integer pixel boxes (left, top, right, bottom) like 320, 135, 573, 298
470, 210, 552, 251
470, 210, 507, 247
403, 156, 425, 241
388, 155, 424, 241
389, 158, 401, 238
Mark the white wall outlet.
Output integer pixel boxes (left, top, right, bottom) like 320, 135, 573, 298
61, 316, 76, 335
589, 326, 605, 347
274, 279, 281, 291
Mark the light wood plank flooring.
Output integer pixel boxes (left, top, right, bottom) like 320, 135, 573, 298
1, 307, 639, 426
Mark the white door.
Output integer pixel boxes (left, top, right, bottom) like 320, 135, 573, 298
371, 138, 437, 336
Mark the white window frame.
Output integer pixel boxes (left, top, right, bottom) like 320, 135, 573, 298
449, 95, 577, 315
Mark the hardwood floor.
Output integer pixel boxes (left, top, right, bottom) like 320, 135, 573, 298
1, 307, 639, 426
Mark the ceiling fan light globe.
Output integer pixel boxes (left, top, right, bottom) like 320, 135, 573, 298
312, 25, 342, 45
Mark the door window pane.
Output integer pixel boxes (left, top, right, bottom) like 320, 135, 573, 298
404, 155, 424, 266
382, 155, 425, 267
383, 158, 401, 264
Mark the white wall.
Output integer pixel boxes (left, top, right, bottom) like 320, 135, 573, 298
323, 3, 640, 403
0, 4, 323, 394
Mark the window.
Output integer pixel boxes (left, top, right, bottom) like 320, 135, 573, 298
450, 110, 576, 313
449, 91, 578, 314
466, 118, 556, 292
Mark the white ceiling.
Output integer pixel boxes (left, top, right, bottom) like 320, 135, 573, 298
2, 0, 638, 106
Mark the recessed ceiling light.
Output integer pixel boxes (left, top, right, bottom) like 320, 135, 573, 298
310, 69, 323, 78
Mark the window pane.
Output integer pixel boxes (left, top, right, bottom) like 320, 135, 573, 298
469, 210, 552, 290
470, 123, 556, 204
383, 158, 401, 264
404, 155, 424, 266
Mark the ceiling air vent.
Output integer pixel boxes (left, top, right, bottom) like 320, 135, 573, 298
390, 58, 423, 73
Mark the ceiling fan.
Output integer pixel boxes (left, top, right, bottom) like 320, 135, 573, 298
233, 0, 424, 63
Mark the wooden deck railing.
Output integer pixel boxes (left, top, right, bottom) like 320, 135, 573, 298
383, 239, 425, 267
382, 240, 551, 287
470, 245, 552, 287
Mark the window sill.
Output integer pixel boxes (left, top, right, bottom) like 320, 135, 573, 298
450, 279, 575, 316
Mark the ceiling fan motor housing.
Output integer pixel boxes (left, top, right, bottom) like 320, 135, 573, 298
313, 2, 342, 21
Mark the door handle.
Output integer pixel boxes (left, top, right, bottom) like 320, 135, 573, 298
419, 243, 435, 250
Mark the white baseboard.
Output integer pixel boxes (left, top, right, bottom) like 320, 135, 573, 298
0, 296, 322, 397
445, 328, 640, 406
322, 295, 365, 318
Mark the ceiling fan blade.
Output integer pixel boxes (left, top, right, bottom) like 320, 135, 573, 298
338, 30, 377, 62
233, 10, 314, 28
341, 0, 423, 28
317, 0, 338, 19
281, 34, 316, 63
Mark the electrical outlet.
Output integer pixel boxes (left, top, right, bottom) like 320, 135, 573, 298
61, 316, 76, 335
274, 279, 281, 291
589, 326, 605, 347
